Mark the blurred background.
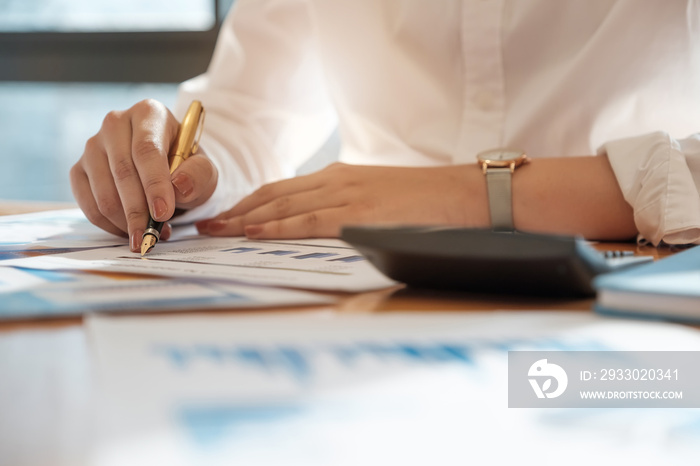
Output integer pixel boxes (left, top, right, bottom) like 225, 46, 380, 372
0, 0, 234, 203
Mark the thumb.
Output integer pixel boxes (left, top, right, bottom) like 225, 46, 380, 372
170, 153, 218, 210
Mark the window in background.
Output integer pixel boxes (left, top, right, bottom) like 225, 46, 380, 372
0, 0, 216, 32
0, 0, 234, 203
0, 82, 178, 202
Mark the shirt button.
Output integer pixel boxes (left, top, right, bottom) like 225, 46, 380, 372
473, 90, 495, 111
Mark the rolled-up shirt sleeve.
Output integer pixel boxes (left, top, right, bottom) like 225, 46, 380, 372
601, 131, 700, 246
171, 0, 337, 224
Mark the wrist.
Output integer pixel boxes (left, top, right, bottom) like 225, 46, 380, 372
444, 164, 490, 228
476, 148, 529, 231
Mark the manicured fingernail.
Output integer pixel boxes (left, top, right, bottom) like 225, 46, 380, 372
152, 197, 167, 220
161, 223, 172, 241
195, 220, 210, 233
245, 224, 263, 238
207, 220, 227, 232
130, 229, 144, 252
172, 173, 194, 197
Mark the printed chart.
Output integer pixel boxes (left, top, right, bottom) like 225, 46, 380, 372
5, 237, 396, 292
87, 312, 700, 466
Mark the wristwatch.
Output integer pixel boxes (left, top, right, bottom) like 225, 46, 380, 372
476, 148, 529, 231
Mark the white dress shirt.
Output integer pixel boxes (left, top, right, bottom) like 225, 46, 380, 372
176, 0, 700, 245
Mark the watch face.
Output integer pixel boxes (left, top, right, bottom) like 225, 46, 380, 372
480, 149, 524, 162
477, 148, 529, 170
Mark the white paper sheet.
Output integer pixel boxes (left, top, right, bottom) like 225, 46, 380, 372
0, 327, 92, 466
5, 237, 396, 292
0, 267, 332, 319
0, 210, 341, 317
86, 312, 700, 466
0, 209, 119, 249
0, 208, 198, 259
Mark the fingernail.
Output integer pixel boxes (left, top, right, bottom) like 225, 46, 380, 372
195, 219, 211, 233
161, 223, 172, 241
152, 197, 168, 220
245, 224, 263, 238
130, 229, 144, 252
172, 173, 194, 197
207, 220, 227, 232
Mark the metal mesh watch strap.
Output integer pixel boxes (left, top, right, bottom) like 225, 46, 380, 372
485, 167, 514, 231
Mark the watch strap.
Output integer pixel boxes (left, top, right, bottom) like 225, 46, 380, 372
485, 167, 514, 231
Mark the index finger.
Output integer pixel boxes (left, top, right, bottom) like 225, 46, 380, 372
130, 100, 179, 223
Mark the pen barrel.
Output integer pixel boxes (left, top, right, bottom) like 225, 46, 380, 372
169, 156, 186, 174
168, 101, 204, 168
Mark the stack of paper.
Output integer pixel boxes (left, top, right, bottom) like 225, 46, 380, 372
0, 210, 395, 319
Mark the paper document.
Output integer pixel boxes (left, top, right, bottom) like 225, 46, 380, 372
0, 267, 332, 319
0, 208, 198, 259
0, 209, 122, 260
0, 209, 347, 317
87, 312, 700, 466
6, 237, 396, 292
0, 327, 91, 466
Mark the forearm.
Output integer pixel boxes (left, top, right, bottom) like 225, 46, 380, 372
197, 155, 638, 241
459, 155, 635, 240
509, 155, 636, 240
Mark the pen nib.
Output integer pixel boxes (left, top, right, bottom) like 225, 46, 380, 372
140, 235, 157, 256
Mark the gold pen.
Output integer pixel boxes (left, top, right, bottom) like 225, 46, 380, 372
140, 100, 205, 256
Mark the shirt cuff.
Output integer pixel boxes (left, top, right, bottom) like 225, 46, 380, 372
600, 131, 700, 246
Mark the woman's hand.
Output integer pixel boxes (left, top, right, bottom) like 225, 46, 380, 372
70, 99, 218, 251
196, 163, 489, 239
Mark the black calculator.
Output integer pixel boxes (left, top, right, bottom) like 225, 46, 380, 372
341, 226, 651, 297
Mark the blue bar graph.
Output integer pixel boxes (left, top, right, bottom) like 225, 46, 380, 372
179, 404, 306, 447
329, 255, 365, 263
259, 250, 299, 256
292, 252, 339, 260
152, 337, 608, 383
221, 247, 263, 254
